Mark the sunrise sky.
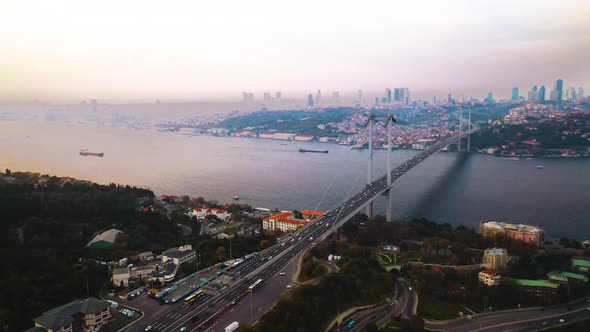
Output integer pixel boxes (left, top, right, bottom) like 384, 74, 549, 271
1, 0, 589, 102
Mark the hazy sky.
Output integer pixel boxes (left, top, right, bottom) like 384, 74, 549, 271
1, 0, 589, 102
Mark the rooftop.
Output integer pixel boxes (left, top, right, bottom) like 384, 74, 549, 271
484, 248, 508, 256
33, 298, 109, 330
481, 221, 543, 233
86, 229, 123, 247
511, 279, 560, 289
549, 271, 589, 282
480, 270, 497, 276
573, 258, 590, 268
300, 209, 325, 217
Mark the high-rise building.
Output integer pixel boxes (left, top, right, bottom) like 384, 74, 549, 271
332, 91, 340, 102
539, 86, 546, 102
307, 94, 314, 107
566, 87, 577, 101
242, 92, 248, 102
315, 89, 322, 105
529, 85, 540, 102
263, 92, 271, 101
357, 89, 363, 103
511, 87, 519, 101
400, 88, 410, 104
394, 88, 400, 102
275, 92, 282, 100
486, 92, 493, 103
385, 88, 392, 103
248, 93, 254, 102
432, 96, 437, 104
375, 97, 379, 106
579, 87, 584, 99
551, 79, 563, 102
447, 93, 453, 103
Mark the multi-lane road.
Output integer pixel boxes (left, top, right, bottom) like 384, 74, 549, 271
132, 129, 479, 332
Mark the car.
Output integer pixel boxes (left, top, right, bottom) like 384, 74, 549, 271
286, 285, 292, 289
231, 301, 236, 305
180, 327, 187, 331
587, 307, 590, 311
145, 326, 152, 331
279, 272, 286, 276
281, 242, 285, 246
408, 287, 413, 292
542, 322, 548, 325
559, 319, 565, 323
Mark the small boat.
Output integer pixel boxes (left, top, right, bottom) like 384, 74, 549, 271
79, 149, 104, 157
299, 148, 328, 153
536, 165, 544, 169
233, 195, 240, 200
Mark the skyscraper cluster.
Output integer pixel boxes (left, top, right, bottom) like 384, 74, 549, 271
242, 91, 281, 103
527, 85, 546, 103
393, 88, 410, 104
550, 79, 563, 102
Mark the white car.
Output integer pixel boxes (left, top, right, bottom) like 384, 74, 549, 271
145, 326, 152, 331
279, 271, 286, 276
180, 327, 187, 331
559, 319, 565, 323
286, 285, 292, 289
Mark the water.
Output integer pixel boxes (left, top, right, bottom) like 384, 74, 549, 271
1, 121, 589, 240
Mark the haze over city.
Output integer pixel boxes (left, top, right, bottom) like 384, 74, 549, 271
1, 0, 590, 102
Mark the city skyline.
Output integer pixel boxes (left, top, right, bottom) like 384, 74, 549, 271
1, 0, 590, 102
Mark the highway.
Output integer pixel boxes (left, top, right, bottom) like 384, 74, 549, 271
134, 128, 479, 332
426, 298, 590, 332
340, 278, 417, 332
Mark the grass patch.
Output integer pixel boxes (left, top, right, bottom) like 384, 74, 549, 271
418, 295, 461, 320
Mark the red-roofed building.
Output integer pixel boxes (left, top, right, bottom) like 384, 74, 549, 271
189, 208, 230, 220
300, 210, 325, 220
263, 212, 309, 232
478, 270, 502, 286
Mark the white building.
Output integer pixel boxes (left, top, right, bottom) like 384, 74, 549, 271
263, 212, 309, 232
189, 208, 230, 220
478, 270, 502, 286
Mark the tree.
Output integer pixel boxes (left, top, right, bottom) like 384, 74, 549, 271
365, 322, 378, 332
258, 239, 271, 250
216, 246, 225, 261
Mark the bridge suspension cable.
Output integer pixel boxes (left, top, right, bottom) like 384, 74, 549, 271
312, 170, 340, 213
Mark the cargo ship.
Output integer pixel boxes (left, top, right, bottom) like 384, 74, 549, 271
299, 148, 328, 153
79, 149, 104, 157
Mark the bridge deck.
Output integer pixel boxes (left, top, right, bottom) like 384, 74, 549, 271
317, 128, 480, 233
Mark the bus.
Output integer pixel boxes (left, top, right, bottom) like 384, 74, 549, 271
184, 290, 205, 304
247, 279, 263, 292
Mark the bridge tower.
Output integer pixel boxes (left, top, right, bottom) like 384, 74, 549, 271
383, 114, 396, 222
467, 106, 472, 151
458, 105, 463, 151
364, 113, 375, 220
365, 113, 397, 222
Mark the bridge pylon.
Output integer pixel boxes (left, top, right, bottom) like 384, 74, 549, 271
364, 113, 375, 220
366, 113, 398, 222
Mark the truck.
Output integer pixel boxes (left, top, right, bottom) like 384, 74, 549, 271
225, 321, 239, 332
